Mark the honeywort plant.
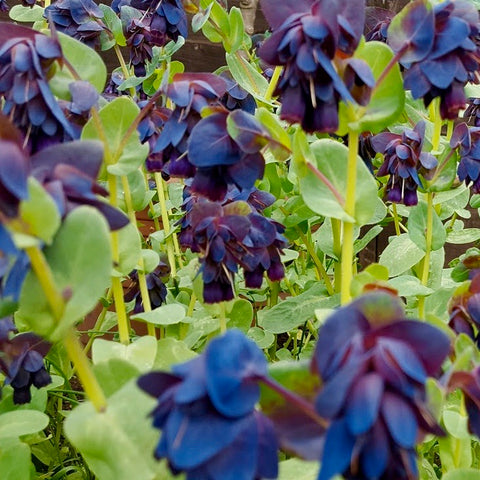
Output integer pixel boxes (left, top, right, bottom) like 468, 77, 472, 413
2, 0, 480, 478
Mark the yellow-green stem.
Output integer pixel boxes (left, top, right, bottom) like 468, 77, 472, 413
430, 98, 442, 152
391, 204, 401, 236
340, 130, 359, 304
187, 292, 196, 317
219, 302, 227, 334
264, 66, 282, 102
418, 192, 434, 319
25, 246, 64, 320
446, 120, 454, 141
331, 218, 342, 293
83, 289, 112, 355
112, 276, 130, 344
154, 173, 177, 277
64, 329, 107, 412
114, 44, 136, 98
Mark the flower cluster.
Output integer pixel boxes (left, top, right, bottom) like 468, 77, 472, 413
451, 123, 480, 193
179, 190, 286, 303
371, 121, 437, 205
45, 0, 106, 50
312, 292, 450, 480
0, 318, 51, 404
257, 0, 370, 133
0, 24, 74, 149
138, 329, 278, 480
390, 0, 480, 119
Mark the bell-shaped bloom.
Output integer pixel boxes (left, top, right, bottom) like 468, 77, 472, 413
390, 0, 480, 119
0, 324, 51, 404
257, 0, 366, 133
452, 123, 480, 193
138, 329, 278, 480
31, 140, 129, 230
0, 23, 75, 144
45, 0, 106, 49
124, 261, 170, 313
312, 292, 450, 480
220, 70, 256, 114
371, 121, 437, 205
179, 192, 286, 303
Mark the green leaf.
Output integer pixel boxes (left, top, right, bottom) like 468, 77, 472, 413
115, 221, 141, 275
92, 336, 157, 372
19, 178, 61, 245
338, 41, 404, 134
99, 4, 126, 47
227, 299, 253, 333
447, 228, 480, 244
379, 234, 425, 277
92, 358, 140, 397
443, 409, 471, 440
259, 283, 338, 334
277, 459, 318, 480
131, 304, 186, 326
0, 410, 49, 439
438, 435, 472, 471
255, 107, 291, 161
49, 32, 107, 99
9, 4, 44, 22
17, 207, 112, 341
0, 437, 31, 480
64, 381, 165, 480
82, 96, 149, 177
192, 3, 213, 32
298, 139, 379, 224
153, 338, 197, 370
443, 469, 480, 480
408, 201, 446, 251
226, 52, 269, 102
247, 326, 274, 349
387, 275, 433, 297
139, 249, 160, 274
227, 7, 245, 53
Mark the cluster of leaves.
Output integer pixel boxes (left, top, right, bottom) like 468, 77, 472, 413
3, 0, 480, 479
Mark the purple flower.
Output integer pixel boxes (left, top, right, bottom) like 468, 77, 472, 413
257, 0, 367, 133
138, 329, 278, 480
0, 115, 30, 219
371, 121, 437, 205
31, 140, 129, 230
312, 292, 450, 480
0, 24, 75, 145
0, 325, 52, 404
452, 123, 480, 193
45, 0, 106, 49
124, 261, 170, 313
219, 70, 256, 114
449, 366, 480, 439
464, 98, 480, 127
179, 193, 286, 303
390, 0, 480, 119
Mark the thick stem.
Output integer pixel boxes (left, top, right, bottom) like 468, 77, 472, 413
112, 276, 130, 344
264, 66, 282, 102
154, 173, 177, 277
114, 45, 136, 98
219, 302, 227, 334
340, 130, 359, 305
64, 329, 107, 412
430, 98, 442, 152
418, 192, 434, 319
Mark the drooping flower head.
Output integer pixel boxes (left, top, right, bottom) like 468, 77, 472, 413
45, 0, 107, 49
312, 292, 450, 480
0, 23, 75, 147
389, 0, 480, 120
371, 121, 437, 205
258, 0, 368, 133
138, 329, 278, 480
0, 320, 52, 404
179, 189, 286, 303
451, 122, 480, 193
219, 70, 256, 114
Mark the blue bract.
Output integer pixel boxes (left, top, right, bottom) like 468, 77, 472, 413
312, 292, 450, 480
371, 121, 437, 206
138, 329, 278, 480
257, 0, 366, 133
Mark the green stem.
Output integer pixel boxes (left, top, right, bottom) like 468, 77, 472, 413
114, 44, 136, 98
340, 130, 359, 305
264, 66, 282, 102
269, 280, 279, 308
331, 219, 342, 293
154, 173, 177, 277
64, 329, 107, 412
219, 302, 227, 334
391, 204, 401, 236
430, 98, 442, 152
25, 246, 107, 412
446, 120, 454, 141
418, 192, 434, 319
112, 276, 130, 344
83, 289, 112, 355
187, 292, 196, 317
25, 246, 64, 321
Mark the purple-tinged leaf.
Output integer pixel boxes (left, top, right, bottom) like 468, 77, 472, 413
226, 110, 270, 154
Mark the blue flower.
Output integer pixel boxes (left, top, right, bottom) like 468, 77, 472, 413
138, 330, 278, 480
312, 292, 450, 480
